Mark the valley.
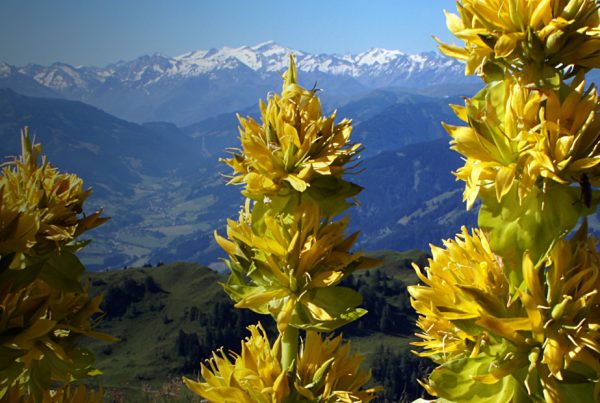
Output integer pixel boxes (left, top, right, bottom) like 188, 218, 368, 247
0, 77, 482, 270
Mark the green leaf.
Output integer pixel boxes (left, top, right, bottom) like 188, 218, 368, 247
478, 184, 584, 285
537, 64, 561, 90
13, 319, 56, 344
0, 347, 24, 371
291, 286, 366, 331
555, 380, 596, 401
37, 342, 71, 382
306, 357, 335, 389
39, 252, 85, 292
29, 359, 52, 403
429, 354, 516, 403
481, 63, 505, 83
68, 347, 97, 378
0, 360, 25, 400
62, 239, 92, 254
250, 200, 269, 234
222, 259, 274, 315
306, 175, 362, 218
0, 260, 44, 292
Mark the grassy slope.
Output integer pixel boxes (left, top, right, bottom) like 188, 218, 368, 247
85, 262, 223, 395
83, 250, 429, 399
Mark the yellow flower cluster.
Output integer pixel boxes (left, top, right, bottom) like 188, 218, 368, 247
184, 324, 288, 403
188, 56, 378, 401
520, 226, 600, 400
414, 0, 600, 401
409, 226, 600, 401
0, 130, 111, 401
409, 227, 511, 360
223, 56, 361, 200
445, 75, 600, 208
0, 128, 106, 262
216, 200, 376, 333
439, 0, 600, 78
295, 331, 379, 402
184, 323, 378, 403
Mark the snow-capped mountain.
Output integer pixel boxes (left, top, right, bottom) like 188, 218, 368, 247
1, 41, 474, 125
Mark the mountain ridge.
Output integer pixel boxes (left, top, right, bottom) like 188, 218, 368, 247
1, 42, 477, 125
7, 41, 464, 83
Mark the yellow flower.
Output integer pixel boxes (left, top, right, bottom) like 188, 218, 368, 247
216, 200, 378, 332
439, 0, 600, 78
408, 227, 512, 361
0, 129, 112, 401
409, 226, 600, 401
521, 225, 600, 389
223, 55, 361, 200
294, 331, 380, 402
0, 279, 114, 401
184, 323, 289, 403
445, 75, 600, 208
0, 128, 107, 261
184, 324, 379, 403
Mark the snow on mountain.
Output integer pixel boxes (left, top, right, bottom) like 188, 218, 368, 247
173, 41, 303, 75
354, 48, 405, 66
0, 63, 11, 78
1, 42, 473, 124
8, 41, 464, 90
16, 63, 105, 93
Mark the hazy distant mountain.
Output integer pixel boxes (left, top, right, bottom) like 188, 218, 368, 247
0, 71, 487, 270
0, 63, 60, 98
345, 91, 465, 156
182, 88, 466, 159
0, 89, 201, 195
353, 138, 477, 251
1, 42, 477, 125
0, 89, 214, 269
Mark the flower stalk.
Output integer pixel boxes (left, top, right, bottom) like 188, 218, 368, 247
410, 1, 600, 402
0, 128, 112, 402
184, 55, 379, 402
281, 325, 299, 372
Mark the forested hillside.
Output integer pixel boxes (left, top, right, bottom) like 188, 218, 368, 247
84, 251, 433, 402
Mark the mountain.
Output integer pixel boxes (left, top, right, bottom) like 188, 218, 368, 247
0, 89, 201, 195
1, 42, 477, 125
82, 253, 432, 401
0, 88, 480, 269
183, 88, 468, 159
0, 63, 60, 98
0, 89, 219, 270
348, 92, 465, 156
353, 138, 478, 251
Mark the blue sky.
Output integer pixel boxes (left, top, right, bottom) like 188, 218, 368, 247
1, 0, 458, 66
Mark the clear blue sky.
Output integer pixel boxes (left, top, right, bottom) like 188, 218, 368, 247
0, 0, 458, 66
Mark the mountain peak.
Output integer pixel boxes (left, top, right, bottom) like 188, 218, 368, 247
7, 44, 456, 82
174, 49, 209, 62
250, 40, 298, 56
0, 62, 12, 77
250, 40, 276, 50
355, 48, 405, 66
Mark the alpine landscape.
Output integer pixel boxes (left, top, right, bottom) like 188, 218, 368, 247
0, 42, 483, 271
5, 30, 600, 402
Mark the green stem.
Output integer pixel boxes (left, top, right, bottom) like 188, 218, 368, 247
281, 326, 299, 372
